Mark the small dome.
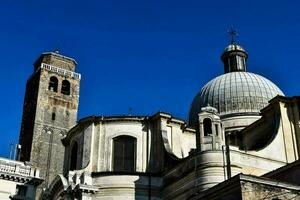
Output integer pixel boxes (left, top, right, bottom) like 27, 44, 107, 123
201, 104, 218, 114
224, 43, 246, 52
221, 43, 248, 74
189, 72, 284, 126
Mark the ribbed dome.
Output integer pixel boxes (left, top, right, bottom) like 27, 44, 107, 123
224, 44, 246, 52
189, 72, 284, 125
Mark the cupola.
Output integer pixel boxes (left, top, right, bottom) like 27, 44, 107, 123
221, 43, 248, 73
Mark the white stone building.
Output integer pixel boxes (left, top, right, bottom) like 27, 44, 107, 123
0, 157, 42, 199
17, 41, 300, 199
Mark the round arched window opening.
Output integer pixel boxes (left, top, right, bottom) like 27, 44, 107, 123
48, 76, 58, 92
61, 80, 71, 95
70, 142, 78, 170
203, 118, 212, 136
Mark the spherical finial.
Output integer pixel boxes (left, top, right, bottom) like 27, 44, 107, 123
54, 49, 60, 54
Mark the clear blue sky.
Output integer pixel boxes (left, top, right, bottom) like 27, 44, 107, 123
0, 0, 299, 157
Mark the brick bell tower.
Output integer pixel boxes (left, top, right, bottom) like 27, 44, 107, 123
18, 50, 80, 191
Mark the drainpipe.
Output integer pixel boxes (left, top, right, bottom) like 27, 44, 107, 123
225, 134, 231, 179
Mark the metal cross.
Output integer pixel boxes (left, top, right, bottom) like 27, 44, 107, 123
54, 40, 61, 54
128, 107, 133, 116
228, 27, 238, 44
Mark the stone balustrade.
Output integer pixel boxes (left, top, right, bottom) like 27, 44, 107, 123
0, 158, 40, 178
41, 63, 81, 80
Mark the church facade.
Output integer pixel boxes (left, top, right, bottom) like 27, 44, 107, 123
18, 41, 300, 199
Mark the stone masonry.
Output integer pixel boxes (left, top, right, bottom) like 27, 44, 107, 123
18, 51, 80, 198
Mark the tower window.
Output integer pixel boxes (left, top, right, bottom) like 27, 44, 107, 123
48, 76, 58, 92
230, 57, 237, 69
113, 136, 136, 172
203, 118, 212, 136
70, 142, 78, 170
61, 80, 71, 95
51, 113, 56, 121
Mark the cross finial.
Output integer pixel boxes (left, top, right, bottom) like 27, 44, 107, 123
54, 39, 61, 54
128, 107, 133, 116
227, 27, 238, 44
54, 49, 60, 54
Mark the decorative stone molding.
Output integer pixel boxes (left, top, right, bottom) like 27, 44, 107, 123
0, 158, 42, 185
41, 63, 81, 80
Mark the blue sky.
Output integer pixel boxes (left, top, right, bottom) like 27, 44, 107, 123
0, 0, 299, 157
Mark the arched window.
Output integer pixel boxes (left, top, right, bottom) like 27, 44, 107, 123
48, 76, 58, 92
61, 80, 71, 95
203, 118, 212, 136
113, 136, 136, 172
70, 142, 78, 170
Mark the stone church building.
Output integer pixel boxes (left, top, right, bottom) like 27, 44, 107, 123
17, 41, 300, 199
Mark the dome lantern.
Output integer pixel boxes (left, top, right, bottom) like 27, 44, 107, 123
221, 28, 248, 73
221, 43, 248, 73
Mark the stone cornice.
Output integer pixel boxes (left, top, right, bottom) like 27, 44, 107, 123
34, 52, 77, 66
41, 52, 77, 65
74, 183, 99, 194
41, 63, 81, 80
0, 172, 43, 185
0, 158, 43, 185
64, 112, 196, 145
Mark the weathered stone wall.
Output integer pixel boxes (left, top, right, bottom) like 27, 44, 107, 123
34, 52, 77, 71
19, 71, 41, 162
159, 114, 196, 158
63, 113, 195, 174
241, 181, 300, 200
19, 52, 80, 198
34, 66, 80, 186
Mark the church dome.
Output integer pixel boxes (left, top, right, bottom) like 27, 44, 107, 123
189, 42, 284, 126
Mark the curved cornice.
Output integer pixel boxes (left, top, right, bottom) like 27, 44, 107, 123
63, 112, 196, 145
